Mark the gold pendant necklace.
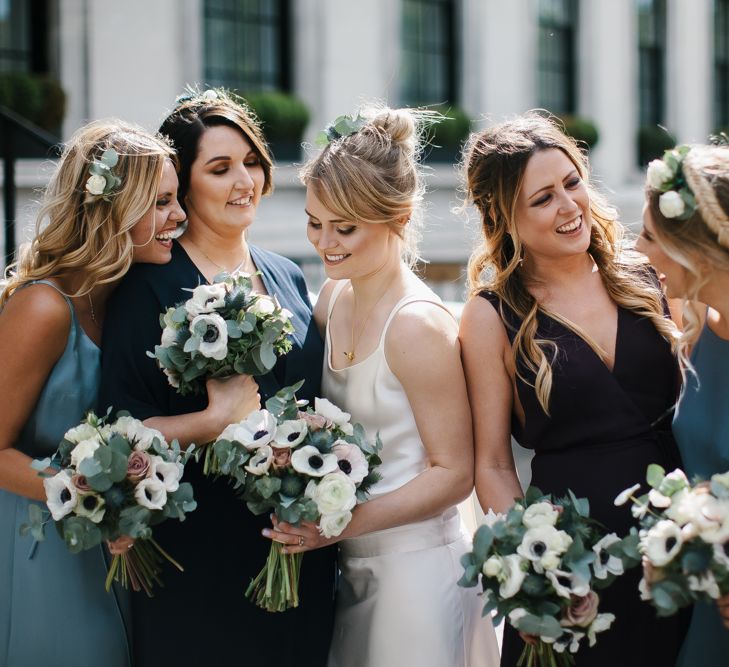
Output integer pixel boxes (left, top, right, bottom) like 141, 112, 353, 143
187, 238, 250, 275
343, 284, 391, 362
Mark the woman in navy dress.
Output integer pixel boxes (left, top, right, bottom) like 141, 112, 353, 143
0, 120, 185, 666
458, 114, 686, 666
98, 89, 336, 667
636, 142, 729, 666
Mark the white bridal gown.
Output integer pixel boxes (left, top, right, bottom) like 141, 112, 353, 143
323, 281, 499, 667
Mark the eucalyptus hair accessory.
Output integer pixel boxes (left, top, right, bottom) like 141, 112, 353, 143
84, 148, 122, 203
645, 146, 698, 220
174, 87, 221, 106
315, 113, 368, 147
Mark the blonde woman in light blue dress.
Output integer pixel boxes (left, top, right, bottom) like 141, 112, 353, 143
264, 106, 499, 667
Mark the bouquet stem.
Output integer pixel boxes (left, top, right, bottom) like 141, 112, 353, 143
105, 538, 184, 597
202, 443, 221, 476
246, 541, 303, 612
517, 640, 574, 667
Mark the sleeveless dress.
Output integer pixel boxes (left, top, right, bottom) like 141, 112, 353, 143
480, 293, 687, 667
672, 321, 729, 666
324, 281, 500, 667
98, 242, 336, 667
0, 280, 131, 667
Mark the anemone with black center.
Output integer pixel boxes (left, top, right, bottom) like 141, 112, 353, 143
254, 430, 269, 440
338, 460, 353, 475
532, 541, 547, 557
60, 489, 72, 503
287, 432, 300, 442
556, 574, 572, 588
203, 326, 219, 343
600, 550, 610, 565
145, 488, 155, 501
666, 536, 677, 552
82, 495, 98, 511
308, 454, 324, 469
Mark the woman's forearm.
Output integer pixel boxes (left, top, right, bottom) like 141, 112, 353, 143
0, 448, 48, 502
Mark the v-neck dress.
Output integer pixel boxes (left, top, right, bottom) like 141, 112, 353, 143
480, 292, 687, 667
672, 322, 729, 667
98, 241, 336, 667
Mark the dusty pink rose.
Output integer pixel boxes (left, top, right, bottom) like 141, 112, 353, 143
271, 446, 292, 469
561, 591, 600, 628
71, 474, 92, 493
299, 411, 330, 432
127, 450, 151, 483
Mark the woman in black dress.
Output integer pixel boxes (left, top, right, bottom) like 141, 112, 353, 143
98, 89, 336, 666
458, 114, 686, 666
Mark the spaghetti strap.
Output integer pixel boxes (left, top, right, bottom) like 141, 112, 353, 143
326, 280, 349, 321
20, 279, 75, 316
377, 294, 455, 348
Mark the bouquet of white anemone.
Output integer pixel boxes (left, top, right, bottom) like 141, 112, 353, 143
459, 488, 636, 667
210, 381, 382, 612
148, 272, 294, 397
22, 411, 197, 596
615, 464, 729, 617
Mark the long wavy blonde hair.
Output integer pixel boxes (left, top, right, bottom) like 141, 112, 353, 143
463, 113, 676, 414
645, 144, 729, 371
1, 120, 174, 307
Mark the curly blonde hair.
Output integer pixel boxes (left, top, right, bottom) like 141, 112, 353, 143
645, 144, 729, 371
463, 113, 676, 414
1, 120, 174, 307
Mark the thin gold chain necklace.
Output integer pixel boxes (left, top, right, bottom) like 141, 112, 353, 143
186, 237, 251, 275
343, 285, 392, 362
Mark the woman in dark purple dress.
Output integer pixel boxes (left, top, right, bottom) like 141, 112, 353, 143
458, 114, 686, 666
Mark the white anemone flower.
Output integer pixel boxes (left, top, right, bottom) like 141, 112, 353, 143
549, 629, 585, 655
161, 326, 178, 348
688, 571, 721, 599
614, 483, 641, 506
149, 456, 182, 492
291, 445, 338, 477
642, 520, 683, 566
64, 422, 98, 444
522, 502, 560, 529
587, 613, 615, 647
305, 473, 357, 514
245, 445, 274, 476
70, 437, 101, 468
318, 510, 353, 538
546, 569, 590, 599
185, 283, 227, 316
134, 477, 167, 510
314, 397, 354, 435
272, 420, 308, 448
592, 533, 624, 579
331, 441, 369, 484
516, 525, 572, 568
191, 313, 229, 360
44, 471, 78, 520
498, 554, 528, 599
222, 410, 278, 449
75, 492, 106, 523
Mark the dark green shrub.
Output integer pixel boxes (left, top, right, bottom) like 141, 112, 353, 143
426, 104, 471, 162
0, 72, 66, 133
558, 115, 599, 150
638, 125, 677, 165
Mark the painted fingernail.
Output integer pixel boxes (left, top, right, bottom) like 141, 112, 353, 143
262, 529, 271, 537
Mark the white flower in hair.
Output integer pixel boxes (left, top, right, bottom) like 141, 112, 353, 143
646, 159, 674, 189
85, 174, 107, 196
658, 190, 686, 219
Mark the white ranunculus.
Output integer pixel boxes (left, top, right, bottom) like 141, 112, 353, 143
75, 492, 106, 523
522, 502, 560, 529
318, 510, 353, 538
64, 422, 98, 444
540, 552, 562, 571
185, 283, 227, 316
658, 190, 686, 218
85, 174, 107, 196
110, 415, 140, 439
44, 470, 78, 520
692, 497, 729, 544
498, 554, 528, 599
482, 555, 503, 578
273, 420, 308, 448
517, 525, 573, 569
688, 571, 721, 599
191, 313, 228, 360
245, 445, 273, 475
249, 295, 276, 315
646, 159, 674, 189
306, 472, 357, 514
331, 441, 369, 484
201, 89, 219, 101
221, 410, 278, 449
643, 520, 683, 566
314, 398, 352, 429
133, 425, 167, 451
149, 456, 182, 491
292, 445, 339, 477
70, 437, 101, 468
648, 489, 672, 508
546, 569, 590, 599
592, 533, 624, 579
161, 326, 178, 348
134, 477, 167, 510
614, 483, 641, 506
587, 613, 615, 647
665, 489, 728, 541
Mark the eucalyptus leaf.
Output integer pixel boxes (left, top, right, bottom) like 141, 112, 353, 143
646, 463, 666, 489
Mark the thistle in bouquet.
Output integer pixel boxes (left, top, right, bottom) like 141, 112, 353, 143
21, 411, 197, 596
210, 381, 382, 612
615, 464, 729, 617
459, 487, 635, 667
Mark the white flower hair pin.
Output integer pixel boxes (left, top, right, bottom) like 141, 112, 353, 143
646, 145, 698, 220
84, 148, 122, 203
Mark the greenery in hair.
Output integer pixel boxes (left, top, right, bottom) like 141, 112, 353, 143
84, 148, 121, 203
315, 114, 368, 147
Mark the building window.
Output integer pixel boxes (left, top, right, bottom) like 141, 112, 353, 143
637, 0, 666, 127
537, 0, 577, 115
716, 0, 729, 129
400, 0, 456, 106
0, 0, 49, 73
204, 0, 290, 92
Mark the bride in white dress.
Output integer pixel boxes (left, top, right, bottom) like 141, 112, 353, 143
264, 106, 499, 667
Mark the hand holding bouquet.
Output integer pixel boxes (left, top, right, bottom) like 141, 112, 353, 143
210, 381, 382, 611
22, 412, 197, 596
615, 464, 729, 617
148, 272, 294, 396
459, 488, 634, 666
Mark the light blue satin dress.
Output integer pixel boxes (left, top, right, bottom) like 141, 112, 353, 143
673, 321, 729, 667
0, 280, 130, 667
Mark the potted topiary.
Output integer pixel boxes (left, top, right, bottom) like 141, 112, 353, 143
558, 115, 600, 151
425, 104, 471, 162
637, 125, 677, 166
239, 91, 310, 163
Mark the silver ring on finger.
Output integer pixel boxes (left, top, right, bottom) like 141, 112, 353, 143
298, 535, 305, 547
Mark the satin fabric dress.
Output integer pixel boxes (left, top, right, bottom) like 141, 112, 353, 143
673, 322, 729, 667
323, 281, 500, 667
480, 292, 687, 667
0, 280, 131, 667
